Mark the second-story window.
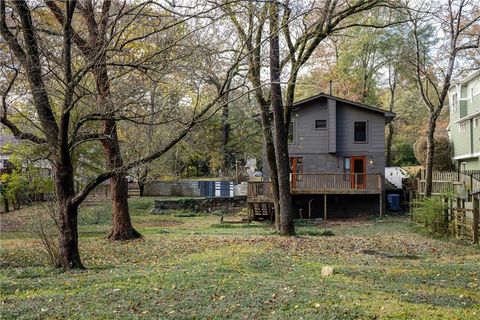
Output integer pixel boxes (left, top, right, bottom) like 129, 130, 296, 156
315, 119, 327, 129
354, 121, 368, 143
452, 93, 458, 112
459, 122, 467, 133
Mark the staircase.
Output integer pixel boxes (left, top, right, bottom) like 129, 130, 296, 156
249, 202, 274, 221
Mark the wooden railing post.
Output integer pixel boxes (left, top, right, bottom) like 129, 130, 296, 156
455, 197, 461, 238
473, 196, 479, 244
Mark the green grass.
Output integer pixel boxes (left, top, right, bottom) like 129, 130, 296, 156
1, 198, 479, 319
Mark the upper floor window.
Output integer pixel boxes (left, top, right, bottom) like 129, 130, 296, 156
315, 119, 327, 129
354, 121, 368, 143
474, 117, 479, 128
451, 93, 458, 112
459, 122, 467, 133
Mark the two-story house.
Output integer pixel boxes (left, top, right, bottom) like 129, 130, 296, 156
448, 70, 480, 171
248, 93, 395, 219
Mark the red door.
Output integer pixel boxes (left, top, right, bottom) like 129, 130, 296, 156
290, 157, 303, 189
351, 156, 366, 189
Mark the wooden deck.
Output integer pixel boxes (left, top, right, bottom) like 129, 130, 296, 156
247, 173, 383, 202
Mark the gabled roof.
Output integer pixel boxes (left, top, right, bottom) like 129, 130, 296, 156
450, 69, 480, 88
293, 92, 396, 123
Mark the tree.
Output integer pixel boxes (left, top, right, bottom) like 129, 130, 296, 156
414, 132, 454, 171
224, 0, 394, 235
407, 0, 480, 196
0, 0, 240, 269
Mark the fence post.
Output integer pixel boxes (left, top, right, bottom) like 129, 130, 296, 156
473, 196, 479, 244
455, 197, 461, 238
409, 190, 413, 219
443, 197, 449, 234
461, 199, 466, 237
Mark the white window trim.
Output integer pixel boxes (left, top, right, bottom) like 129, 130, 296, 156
451, 92, 458, 113
459, 122, 467, 133
474, 117, 479, 128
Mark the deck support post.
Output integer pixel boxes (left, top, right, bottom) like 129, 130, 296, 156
379, 194, 383, 218
324, 194, 327, 221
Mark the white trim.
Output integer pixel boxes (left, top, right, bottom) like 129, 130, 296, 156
455, 110, 480, 124
453, 152, 480, 160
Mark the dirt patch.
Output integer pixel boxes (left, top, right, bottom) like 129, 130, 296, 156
361, 249, 421, 260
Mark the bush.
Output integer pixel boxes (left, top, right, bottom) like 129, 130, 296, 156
413, 196, 448, 236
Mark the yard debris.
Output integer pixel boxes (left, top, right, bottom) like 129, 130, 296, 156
321, 266, 334, 276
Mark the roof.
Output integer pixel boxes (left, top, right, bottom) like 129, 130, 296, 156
450, 69, 480, 87
292, 92, 396, 123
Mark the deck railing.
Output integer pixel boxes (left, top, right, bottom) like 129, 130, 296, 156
247, 181, 273, 198
247, 173, 383, 198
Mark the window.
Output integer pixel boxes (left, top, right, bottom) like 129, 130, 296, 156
460, 162, 466, 173
474, 117, 479, 128
452, 93, 458, 112
354, 121, 368, 142
471, 87, 474, 101
459, 122, 467, 133
315, 119, 327, 129
288, 121, 294, 143
343, 157, 351, 181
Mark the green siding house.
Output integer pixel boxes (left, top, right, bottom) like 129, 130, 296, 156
448, 70, 480, 170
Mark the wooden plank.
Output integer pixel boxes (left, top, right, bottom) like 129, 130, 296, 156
324, 194, 327, 221
473, 197, 479, 244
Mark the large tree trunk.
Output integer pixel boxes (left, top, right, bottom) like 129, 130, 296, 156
220, 94, 231, 176
53, 162, 83, 269
386, 122, 393, 167
95, 65, 141, 240
138, 181, 145, 197
269, 2, 294, 235
424, 115, 437, 197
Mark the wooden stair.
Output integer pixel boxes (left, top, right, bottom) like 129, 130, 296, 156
249, 202, 274, 221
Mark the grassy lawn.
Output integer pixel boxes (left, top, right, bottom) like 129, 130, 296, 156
1, 198, 479, 319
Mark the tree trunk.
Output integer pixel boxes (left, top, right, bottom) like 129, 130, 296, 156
138, 181, 145, 197
269, 1, 294, 235
53, 162, 83, 269
386, 122, 393, 167
95, 65, 141, 240
57, 201, 82, 269
424, 115, 437, 197
221, 95, 231, 176
107, 173, 141, 240
2, 196, 9, 213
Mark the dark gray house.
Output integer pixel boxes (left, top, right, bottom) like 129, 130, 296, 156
248, 93, 395, 219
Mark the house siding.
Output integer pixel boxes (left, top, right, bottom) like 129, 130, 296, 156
449, 71, 480, 169
286, 98, 386, 175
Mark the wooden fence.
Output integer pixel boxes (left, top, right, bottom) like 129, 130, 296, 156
417, 169, 480, 197
411, 193, 479, 243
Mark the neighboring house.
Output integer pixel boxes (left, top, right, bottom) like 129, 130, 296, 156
248, 93, 395, 219
448, 69, 480, 170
